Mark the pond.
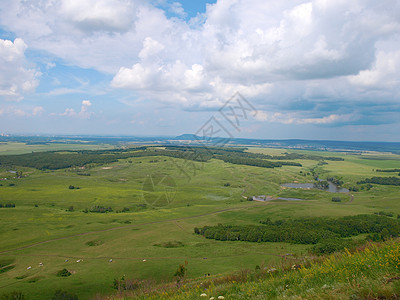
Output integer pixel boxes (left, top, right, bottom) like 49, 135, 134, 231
281, 181, 349, 193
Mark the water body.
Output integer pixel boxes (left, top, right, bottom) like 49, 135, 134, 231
276, 197, 304, 201
281, 181, 349, 193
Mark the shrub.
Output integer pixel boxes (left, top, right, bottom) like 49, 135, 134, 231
113, 276, 141, 291
89, 206, 112, 213
85, 240, 103, 247
56, 268, 71, 277
52, 290, 77, 300
0, 291, 26, 300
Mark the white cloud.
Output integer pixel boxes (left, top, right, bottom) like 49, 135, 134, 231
0, 38, 40, 101
348, 50, 400, 89
0, 106, 44, 117
1, 0, 399, 123
32, 106, 44, 116
56, 100, 93, 119
79, 100, 93, 119
255, 111, 352, 125
138, 37, 165, 60
60, 0, 136, 33
60, 108, 77, 117
169, 2, 187, 19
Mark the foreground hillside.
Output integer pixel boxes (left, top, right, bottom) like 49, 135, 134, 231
111, 240, 400, 299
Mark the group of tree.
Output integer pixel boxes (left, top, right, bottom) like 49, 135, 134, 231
314, 180, 329, 189
375, 168, 400, 173
326, 176, 344, 187
194, 214, 400, 246
0, 145, 342, 172
358, 176, 400, 186
82, 206, 113, 213
216, 155, 302, 168
0, 203, 15, 208
348, 183, 373, 191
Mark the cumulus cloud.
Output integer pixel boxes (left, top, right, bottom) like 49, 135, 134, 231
61, 0, 136, 33
1, 0, 399, 126
0, 106, 44, 117
348, 50, 400, 89
58, 100, 93, 119
255, 111, 352, 125
0, 38, 40, 101
169, 2, 187, 19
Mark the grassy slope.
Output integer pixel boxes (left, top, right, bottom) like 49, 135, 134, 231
0, 146, 399, 299
132, 240, 400, 299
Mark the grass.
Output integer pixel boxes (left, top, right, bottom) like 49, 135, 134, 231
0, 146, 399, 299
112, 239, 400, 299
0, 142, 115, 155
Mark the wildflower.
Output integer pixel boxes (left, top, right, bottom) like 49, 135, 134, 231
218, 297, 225, 300
200, 293, 207, 297
210, 297, 215, 300
267, 267, 277, 273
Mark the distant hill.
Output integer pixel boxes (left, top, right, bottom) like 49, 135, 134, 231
170, 134, 400, 153
1, 134, 400, 153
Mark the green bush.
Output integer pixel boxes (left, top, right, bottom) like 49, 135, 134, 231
52, 290, 77, 300
56, 268, 71, 277
0, 291, 26, 300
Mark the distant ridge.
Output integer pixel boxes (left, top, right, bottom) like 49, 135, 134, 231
1, 134, 400, 154
171, 134, 400, 153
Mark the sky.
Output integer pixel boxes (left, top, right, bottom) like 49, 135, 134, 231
0, 0, 399, 141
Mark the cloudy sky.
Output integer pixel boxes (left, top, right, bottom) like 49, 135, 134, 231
0, 0, 399, 141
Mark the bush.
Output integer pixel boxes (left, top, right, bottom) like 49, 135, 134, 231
52, 290, 78, 300
311, 238, 352, 255
56, 268, 71, 277
0, 291, 26, 300
89, 206, 112, 213
113, 276, 141, 291
0, 203, 15, 208
331, 197, 342, 202
85, 240, 103, 247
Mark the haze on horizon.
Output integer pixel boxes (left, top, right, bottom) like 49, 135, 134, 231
0, 0, 399, 142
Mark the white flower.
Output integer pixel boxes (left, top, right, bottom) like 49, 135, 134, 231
218, 296, 225, 300
210, 297, 215, 300
200, 294, 207, 297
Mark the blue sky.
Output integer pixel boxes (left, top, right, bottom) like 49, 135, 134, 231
0, 0, 399, 141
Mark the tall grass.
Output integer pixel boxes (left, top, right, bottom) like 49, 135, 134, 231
110, 239, 400, 299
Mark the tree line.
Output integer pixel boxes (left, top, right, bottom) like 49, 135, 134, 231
358, 176, 400, 186
194, 214, 400, 246
0, 146, 309, 170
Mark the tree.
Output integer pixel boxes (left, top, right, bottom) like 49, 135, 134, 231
174, 262, 188, 284
56, 268, 71, 277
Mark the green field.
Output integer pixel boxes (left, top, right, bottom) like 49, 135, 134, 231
1, 142, 400, 299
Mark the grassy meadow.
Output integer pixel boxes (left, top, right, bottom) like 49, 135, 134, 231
0, 142, 400, 299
